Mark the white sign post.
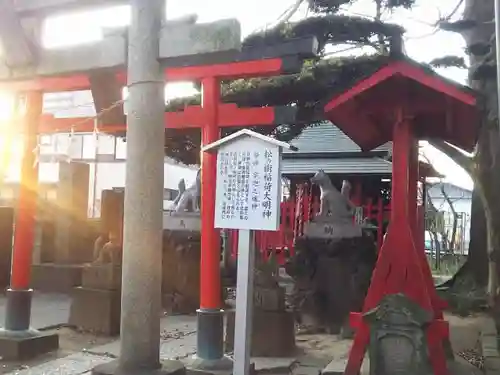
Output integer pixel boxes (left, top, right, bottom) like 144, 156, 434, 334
203, 129, 296, 375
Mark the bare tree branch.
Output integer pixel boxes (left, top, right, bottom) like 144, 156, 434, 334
274, 0, 306, 29
441, 184, 459, 252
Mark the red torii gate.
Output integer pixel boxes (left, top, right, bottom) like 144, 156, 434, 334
324, 58, 479, 375
1, 41, 317, 364
36, 103, 292, 133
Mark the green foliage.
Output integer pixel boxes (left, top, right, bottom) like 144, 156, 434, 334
307, 0, 354, 14
429, 55, 467, 69
244, 14, 404, 53
164, 0, 416, 165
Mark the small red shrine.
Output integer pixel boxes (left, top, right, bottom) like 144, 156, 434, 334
324, 58, 479, 375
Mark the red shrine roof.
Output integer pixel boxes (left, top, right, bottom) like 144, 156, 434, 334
324, 58, 479, 153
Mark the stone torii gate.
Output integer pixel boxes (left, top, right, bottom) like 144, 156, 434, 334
0, 0, 240, 363
0, 1, 318, 373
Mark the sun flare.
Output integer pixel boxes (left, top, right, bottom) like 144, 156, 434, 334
0, 92, 24, 181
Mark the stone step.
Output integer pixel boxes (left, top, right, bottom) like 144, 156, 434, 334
321, 356, 369, 375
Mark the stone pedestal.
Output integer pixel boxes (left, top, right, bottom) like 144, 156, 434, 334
68, 265, 121, 336
286, 226, 376, 333
303, 220, 362, 240
225, 309, 296, 357
0, 331, 59, 361
225, 285, 296, 357
31, 263, 84, 293
162, 213, 201, 314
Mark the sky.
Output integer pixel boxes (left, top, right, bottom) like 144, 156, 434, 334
5, 0, 475, 189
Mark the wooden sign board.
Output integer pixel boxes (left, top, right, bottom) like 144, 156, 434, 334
212, 136, 283, 231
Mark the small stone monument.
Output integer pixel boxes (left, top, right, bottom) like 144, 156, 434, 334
363, 293, 433, 375
162, 169, 202, 314
225, 254, 296, 357
68, 191, 125, 336
286, 170, 377, 334
68, 233, 123, 335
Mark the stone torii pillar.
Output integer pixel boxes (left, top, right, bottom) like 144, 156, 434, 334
94, 1, 173, 373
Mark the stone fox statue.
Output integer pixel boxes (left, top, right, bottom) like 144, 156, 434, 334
174, 169, 201, 212
93, 231, 122, 265
310, 170, 355, 221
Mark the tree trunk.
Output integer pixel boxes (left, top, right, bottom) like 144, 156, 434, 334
433, 0, 500, 303
467, 189, 488, 286
443, 189, 489, 290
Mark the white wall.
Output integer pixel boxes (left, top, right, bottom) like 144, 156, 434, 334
88, 161, 197, 216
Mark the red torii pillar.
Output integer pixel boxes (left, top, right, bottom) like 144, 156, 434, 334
0, 92, 59, 357
167, 60, 299, 367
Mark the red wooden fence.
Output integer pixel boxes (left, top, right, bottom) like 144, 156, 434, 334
228, 192, 391, 264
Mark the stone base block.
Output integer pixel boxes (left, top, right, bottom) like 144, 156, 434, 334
92, 359, 186, 375
82, 264, 121, 290
303, 221, 362, 240
225, 309, 295, 357
69, 287, 120, 336
0, 331, 59, 360
31, 264, 84, 293
321, 355, 369, 375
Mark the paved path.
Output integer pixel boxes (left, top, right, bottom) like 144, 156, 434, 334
6, 315, 201, 375
0, 292, 71, 329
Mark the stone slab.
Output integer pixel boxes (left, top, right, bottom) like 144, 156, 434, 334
82, 265, 122, 290
14, 0, 128, 16
252, 357, 297, 372
0, 19, 240, 80
92, 359, 186, 375
481, 316, 500, 375
163, 213, 201, 231
321, 356, 369, 375
68, 287, 121, 336
303, 222, 362, 240
5, 352, 113, 375
31, 264, 84, 293
0, 331, 59, 361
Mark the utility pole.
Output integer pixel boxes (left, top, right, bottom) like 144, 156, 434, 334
92, 0, 183, 374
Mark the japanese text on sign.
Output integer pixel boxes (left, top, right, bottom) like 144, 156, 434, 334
214, 139, 280, 231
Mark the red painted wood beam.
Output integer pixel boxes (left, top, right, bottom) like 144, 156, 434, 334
0, 58, 287, 93
34, 104, 284, 133
164, 58, 285, 81
0, 74, 91, 92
